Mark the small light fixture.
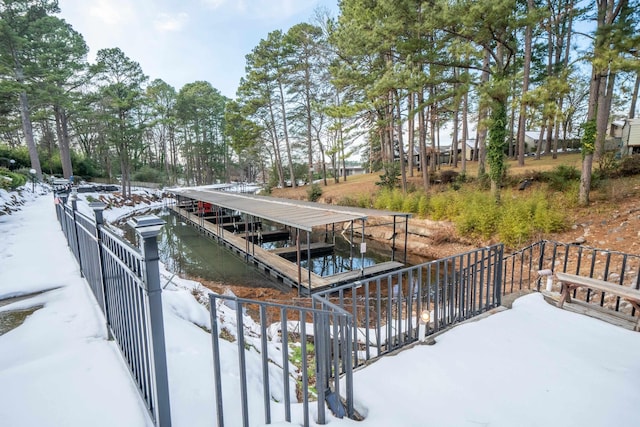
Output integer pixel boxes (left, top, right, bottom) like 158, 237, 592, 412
418, 309, 432, 343
420, 310, 430, 324
29, 168, 36, 192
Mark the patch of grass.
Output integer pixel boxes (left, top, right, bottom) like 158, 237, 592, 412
0, 305, 43, 335
219, 327, 236, 343
618, 155, 640, 176
543, 164, 580, 191
290, 341, 317, 402
0, 168, 27, 190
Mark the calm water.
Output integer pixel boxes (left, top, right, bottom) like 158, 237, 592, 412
123, 209, 284, 289
122, 208, 425, 288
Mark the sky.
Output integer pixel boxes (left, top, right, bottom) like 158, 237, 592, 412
56, 0, 340, 99
2, 184, 639, 427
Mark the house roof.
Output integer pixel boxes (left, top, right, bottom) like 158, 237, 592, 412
524, 130, 578, 141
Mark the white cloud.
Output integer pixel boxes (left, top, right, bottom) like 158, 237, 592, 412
89, 0, 135, 25
154, 12, 189, 32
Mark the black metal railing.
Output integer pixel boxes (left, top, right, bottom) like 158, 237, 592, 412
313, 244, 504, 366
209, 294, 354, 427
54, 192, 171, 427
503, 240, 640, 315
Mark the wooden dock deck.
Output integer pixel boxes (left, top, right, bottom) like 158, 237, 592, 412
170, 205, 404, 292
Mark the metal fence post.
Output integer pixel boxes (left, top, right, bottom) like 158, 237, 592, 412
90, 202, 112, 340
69, 189, 84, 276
130, 216, 172, 427
495, 244, 504, 306
59, 193, 69, 238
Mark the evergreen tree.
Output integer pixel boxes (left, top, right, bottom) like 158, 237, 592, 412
0, 0, 61, 178
91, 47, 147, 198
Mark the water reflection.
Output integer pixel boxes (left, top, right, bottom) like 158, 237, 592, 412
124, 209, 284, 289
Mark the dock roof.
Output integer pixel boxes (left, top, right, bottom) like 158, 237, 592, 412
169, 187, 410, 232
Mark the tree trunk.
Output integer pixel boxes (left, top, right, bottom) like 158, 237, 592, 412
452, 69, 460, 168
476, 51, 491, 176
536, 121, 546, 159
429, 92, 437, 174
277, 80, 296, 188
418, 90, 429, 190
630, 71, 640, 119
54, 105, 74, 179
462, 90, 469, 173
516, 0, 532, 167
595, 70, 616, 159
305, 66, 314, 185
18, 90, 42, 178
545, 124, 553, 155
452, 102, 459, 168
579, 68, 601, 206
407, 92, 415, 177
395, 90, 407, 192
580, 0, 627, 205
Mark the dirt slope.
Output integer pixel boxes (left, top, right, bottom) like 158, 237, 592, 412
272, 172, 640, 258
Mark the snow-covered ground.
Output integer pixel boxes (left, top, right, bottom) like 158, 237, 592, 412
1, 187, 639, 427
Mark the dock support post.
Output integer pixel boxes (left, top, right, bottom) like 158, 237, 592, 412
392, 215, 397, 262
361, 219, 365, 275
307, 230, 311, 289
404, 215, 408, 264
296, 229, 302, 297
350, 221, 354, 270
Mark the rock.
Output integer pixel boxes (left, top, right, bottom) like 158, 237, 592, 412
575, 236, 586, 244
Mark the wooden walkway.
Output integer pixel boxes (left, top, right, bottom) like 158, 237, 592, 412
171, 206, 404, 292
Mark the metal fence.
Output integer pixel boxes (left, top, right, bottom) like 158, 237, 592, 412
54, 191, 171, 427
313, 244, 504, 366
503, 240, 640, 316
209, 293, 354, 427
209, 244, 504, 427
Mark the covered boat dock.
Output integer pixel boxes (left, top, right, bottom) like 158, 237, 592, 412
167, 187, 411, 294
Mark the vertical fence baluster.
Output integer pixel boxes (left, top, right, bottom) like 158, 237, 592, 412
365, 282, 370, 359
281, 308, 291, 422
300, 310, 309, 427
235, 301, 249, 427
209, 295, 224, 427
260, 305, 271, 424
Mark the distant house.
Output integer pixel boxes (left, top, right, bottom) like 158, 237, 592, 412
324, 162, 366, 177
523, 130, 580, 153
610, 120, 625, 139
439, 140, 476, 162
621, 118, 640, 155
338, 164, 366, 176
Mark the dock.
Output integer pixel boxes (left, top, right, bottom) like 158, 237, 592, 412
168, 188, 411, 293
170, 206, 403, 292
